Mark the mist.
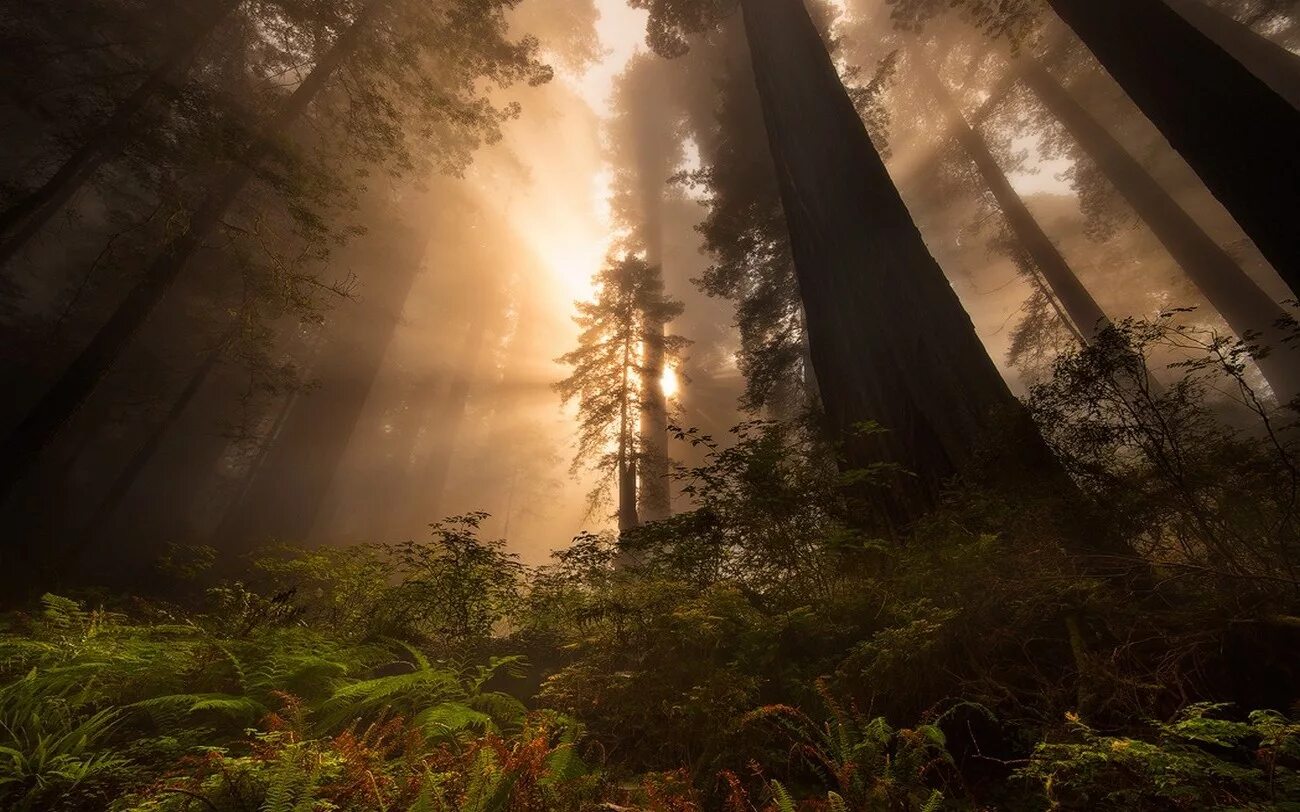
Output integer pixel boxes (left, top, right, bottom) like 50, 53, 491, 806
7, 0, 1300, 807
3, 0, 1298, 581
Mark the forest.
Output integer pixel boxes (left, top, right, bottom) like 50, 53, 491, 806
3, 0, 1300, 808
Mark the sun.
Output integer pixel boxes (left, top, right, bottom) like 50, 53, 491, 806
661, 364, 679, 399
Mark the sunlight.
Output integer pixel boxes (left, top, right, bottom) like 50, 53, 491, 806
534, 234, 605, 301
661, 363, 679, 399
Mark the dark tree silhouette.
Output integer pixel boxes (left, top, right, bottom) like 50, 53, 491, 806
918, 57, 1111, 340
0, 0, 242, 267
649, 0, 1025, 516
1019, 54, 1300, 402
0, 0, 548, 506
1046, 0, 1300, 299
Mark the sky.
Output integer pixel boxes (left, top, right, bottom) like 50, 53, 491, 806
571, 1, 650, 114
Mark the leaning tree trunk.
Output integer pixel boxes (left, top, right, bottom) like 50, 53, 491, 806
1020, 56, 1300, 402
412, 311, 488, 529
919, 61, 1112, 340
1163, 0, 1300, 110
0, 0, 387, 506
225, 217, 425, 548
893, 68, 1018, 189
739, 0, 1023, 516
69, 322, 237, 570
0, 0, 243, 267
1046, 0, 1300, 299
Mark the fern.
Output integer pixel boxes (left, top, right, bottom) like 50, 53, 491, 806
315, 666, 463, 732
409, 772, 454, 812
461, 747, 519, 812
261, 746, 316, 812
469, 691, 527, 729
130, 693, 263, 729
415, 702, 494, 740
770, 780, 796, 812
0, 671, 126, 809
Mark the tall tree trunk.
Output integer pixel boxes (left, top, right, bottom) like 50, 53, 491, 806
0, 0, 243, 267
348, 372, 437, 538
892, 70, 1018, 188
919, 62, 1112, 340
0, 0, 387, 506
1045, 0, 1300, 299
638, 228, 670, 523
619, 329, 640, 533
224, 216, 425, 548
71, 323, 236, 565
412, 311, 488, 528
1163, 0, 1300, 110
738, 0, 1022, 516
1020, 56, 1300, 402
638, 318, 671, 521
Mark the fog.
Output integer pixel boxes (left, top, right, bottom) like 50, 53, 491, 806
2, 0, 1297, 587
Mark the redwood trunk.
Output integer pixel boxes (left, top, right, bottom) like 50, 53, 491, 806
1046, 0, 1300, 298
0, 0, 386, 505
1021, 57, 1300, 402
739, 0, 1021, 513
618, 333, 640, 533
1163, 0, 1300, 110
74, 323, 236, 561
638, 318, 671, 521
639, 230, 670, 523
920, 62, 1111, 339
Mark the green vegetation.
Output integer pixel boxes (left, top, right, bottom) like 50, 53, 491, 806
4, 322, 1300, 810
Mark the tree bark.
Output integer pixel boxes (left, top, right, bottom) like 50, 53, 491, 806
638, 318, 671, 521
738, 0, 1022, 516
1045, 0, 1300, 299
619, 327, 640, 533
1163, 0, 1300, 110
0, 0, 243, 268
639, 225, 670, 524
1020, 56, 1300, 402
919, 62, 1112, 340
0, 0, 387, 506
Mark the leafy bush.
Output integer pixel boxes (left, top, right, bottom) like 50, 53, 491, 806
1019, 704, 1300, 810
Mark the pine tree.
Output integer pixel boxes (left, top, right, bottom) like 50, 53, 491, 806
555, 254, 685, 532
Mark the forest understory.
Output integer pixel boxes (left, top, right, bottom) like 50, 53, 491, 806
4, 0, 1300, 808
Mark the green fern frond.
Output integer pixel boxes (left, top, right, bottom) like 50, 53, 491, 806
315, 667, 463, 731
770, 780, 796, 812
130, 693, 263, 727
415, 702, 494, 740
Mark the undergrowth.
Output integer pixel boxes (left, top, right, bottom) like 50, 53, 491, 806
4, 319, 1300, 810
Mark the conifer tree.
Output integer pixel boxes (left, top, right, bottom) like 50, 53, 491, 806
556, 254, 685, 532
